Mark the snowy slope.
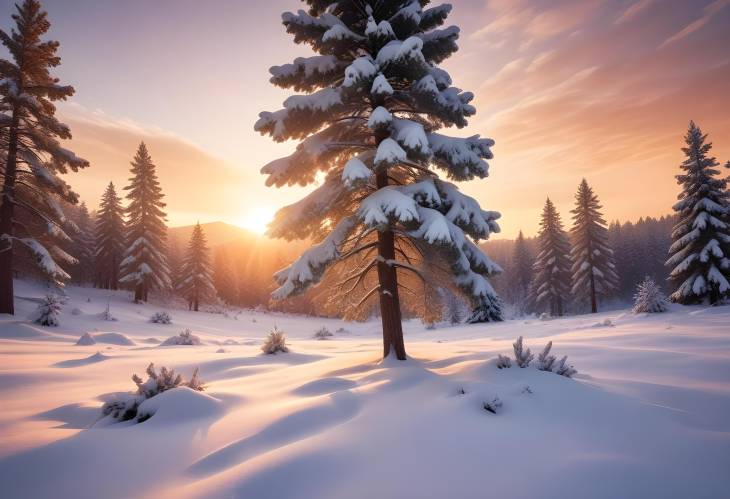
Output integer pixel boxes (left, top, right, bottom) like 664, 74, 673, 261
0, 280, 729, 499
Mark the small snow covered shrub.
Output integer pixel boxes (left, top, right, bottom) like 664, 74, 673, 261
536, 341, 556, 372
483, 396, 503, 414
150, 311, 172, 324
513, 336, 533, 368
314, 326, 333, 340
99, 301, 117, 321
161, 329, 201, 346
33, 294, 62, 326
554, 356, 578, 378
496, 354, 512, 369
262, 327, 288, 354
100, 363, 205, 424
71, 307, 83, 316
633, 276, 668, 313
539, 312, 551, 321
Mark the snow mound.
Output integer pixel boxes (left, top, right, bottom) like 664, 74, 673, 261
0, 321, 59, 340
136, 387, 223, 425
93, 332, 136, 346
75, 332, 96, 345
53, 351, 109, 368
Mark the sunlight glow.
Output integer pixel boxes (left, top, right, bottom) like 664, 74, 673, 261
239, 205, 275, 234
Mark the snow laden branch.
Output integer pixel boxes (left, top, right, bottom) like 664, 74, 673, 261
257, 0, 506, 357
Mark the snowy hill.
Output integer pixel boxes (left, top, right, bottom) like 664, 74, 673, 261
0, 280, 729, 499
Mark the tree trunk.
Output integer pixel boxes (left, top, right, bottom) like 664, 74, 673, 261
0, 112, 20, 315
134, 284, 143, 303
375, 168, 406, 360
589, 272, 597, 313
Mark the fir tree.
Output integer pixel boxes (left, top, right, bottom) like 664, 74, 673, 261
119, 143, 169, 302
256, 1, 502, 359
632, 276, 668, 313
94, 182, 125, 290
167, 232, 184, 291
0, 0, 88, 314
178, 222, 215, 311
666, 122, 730, 304
529, 198, 572, 316
510, 230, 532, 312
70, 202, 94, 283
213, 248, 238, 305
570, 179, 618, 313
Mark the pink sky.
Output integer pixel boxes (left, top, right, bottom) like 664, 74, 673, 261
2, 0, 729, 238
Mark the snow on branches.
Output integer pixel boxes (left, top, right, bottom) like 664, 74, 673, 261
257, 0, 505, 354
666, 122, 730, 304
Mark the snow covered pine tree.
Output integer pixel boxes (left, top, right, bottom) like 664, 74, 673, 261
666, 122, 730, 304
119, 143, 170, 302
529, 197, 572, 316
0, 0, 88, 314
256, 1, 503, 360
94, 182, 125, 290
178, 222, 216, 311
632, 275, 668, 313
570, 179, 618, 313
70, 202, 95, 284
510, 229, 532, 312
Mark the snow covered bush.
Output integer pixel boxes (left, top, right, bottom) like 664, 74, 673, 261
99, 301, 117, 321
150, 311, 172, 324
536, 341, 556, 372
496, 354, 511, 369
314, 326, 333, 340
513, 336, 533, 368
483, 396, 502, 414
554, 356, 578, 378
262, 327, 289, 354
161, 329, 201, 346
99, 363, 205, 424
633, 276, 668, 313
71, 307, 83, 316
33, 294, 62, 326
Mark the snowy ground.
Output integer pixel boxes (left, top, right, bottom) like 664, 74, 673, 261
1, 281, 729, 499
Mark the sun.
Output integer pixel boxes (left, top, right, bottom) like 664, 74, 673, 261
239, 206, 276, 235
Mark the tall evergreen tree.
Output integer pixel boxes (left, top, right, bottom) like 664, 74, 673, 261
256, 1, 503, 359
119, 142, 169, 302
167, 232, 184, 291
0, 0, 88, 313
529, 198, 571, 316
94, 182, 124, 289
213, 247, 238, 305
178, 222, 215, 311
570, 179, 618, 313
70, 201, 94, 283
510, 230, 532, 311
666, 122, 730, 304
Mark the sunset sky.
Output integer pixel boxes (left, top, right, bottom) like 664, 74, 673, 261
2, 0, 728, 238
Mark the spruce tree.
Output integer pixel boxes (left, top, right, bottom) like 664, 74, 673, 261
70, 202, 94, 283
256, 1, 503, 359
119, 142, 169, 302
510, 230, 532, 312
0, 0, 88, 313
570, 179, 618, 313
167, 232, 184, 291
529, 197, 571, 316
213, 248, 238, 305
94, 182, 125, 289
178, 222, 215, 311
666, 122, 730, 304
